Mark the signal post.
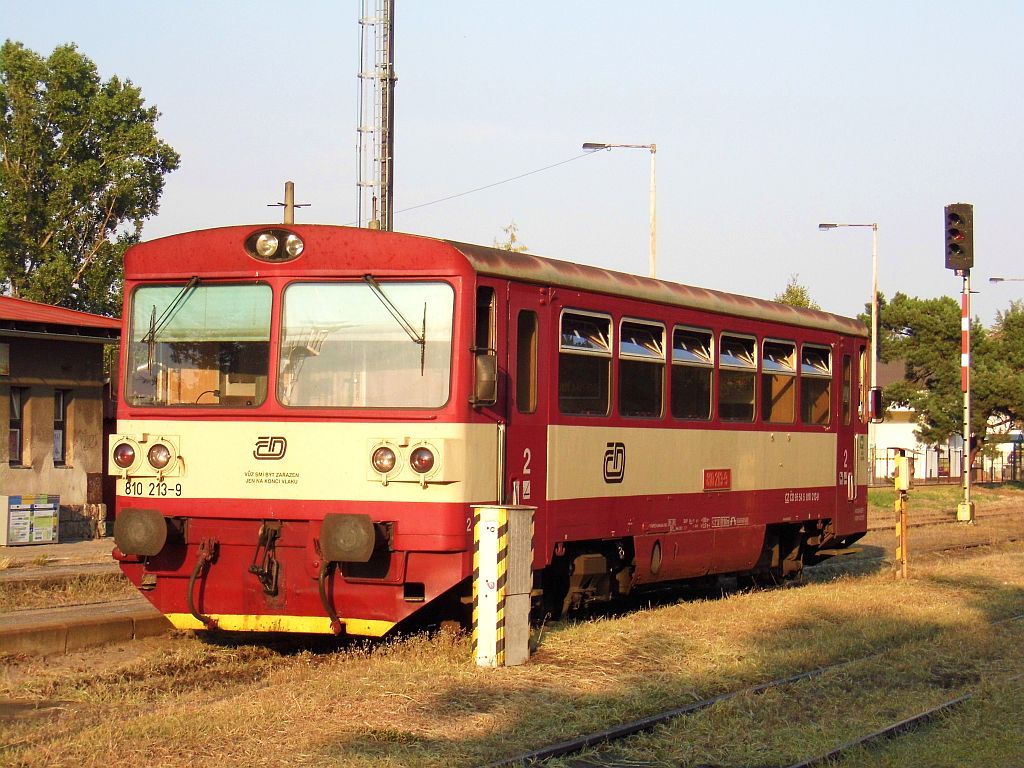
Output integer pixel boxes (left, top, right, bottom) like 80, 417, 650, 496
944, 203, 975, 523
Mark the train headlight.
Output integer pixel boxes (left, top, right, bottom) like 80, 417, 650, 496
147, 443, 172, 470
113, 442, 136, 469
255, 232, 279, 258
245, 228, 305, 262
284, 233, 304, 257
409, 447, 435, 474
371, 446, 397, 474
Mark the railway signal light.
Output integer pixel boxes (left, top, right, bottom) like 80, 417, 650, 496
944, 203, 974, 271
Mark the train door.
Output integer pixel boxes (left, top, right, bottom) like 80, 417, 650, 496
504, 283, 551, 567
834, 339, 866, 533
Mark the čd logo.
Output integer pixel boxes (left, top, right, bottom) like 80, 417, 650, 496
254, 436, 288, 460
603, 442, 625, 483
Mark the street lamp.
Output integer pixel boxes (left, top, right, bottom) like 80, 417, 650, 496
819, 221, 880, 481
582, 142, 658, 278
989, 276, 1024, 283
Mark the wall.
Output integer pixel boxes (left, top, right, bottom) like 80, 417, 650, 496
1, 335, 111, 538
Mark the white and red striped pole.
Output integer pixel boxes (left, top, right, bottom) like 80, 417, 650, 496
958, 272, 975, 522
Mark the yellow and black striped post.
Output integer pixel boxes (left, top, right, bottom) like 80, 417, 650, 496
894, 449, 910, 579
472, 505, 534, 667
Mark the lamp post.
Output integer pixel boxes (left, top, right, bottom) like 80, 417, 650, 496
989, 277, 1024, 283
819, 222, 879, 482
582, 142, 657, 278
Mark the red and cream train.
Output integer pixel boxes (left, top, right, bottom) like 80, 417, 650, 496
110, 224, 869, 635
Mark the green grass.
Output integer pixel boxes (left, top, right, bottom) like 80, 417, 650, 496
868, 481, 1024, 516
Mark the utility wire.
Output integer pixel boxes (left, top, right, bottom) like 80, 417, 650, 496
344, 151, 601, 225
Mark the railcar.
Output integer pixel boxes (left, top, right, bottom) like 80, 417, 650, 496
110, 224, 869, 635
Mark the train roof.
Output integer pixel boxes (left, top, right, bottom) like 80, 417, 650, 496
127, 224, 867, 339
446, 239, 866, 338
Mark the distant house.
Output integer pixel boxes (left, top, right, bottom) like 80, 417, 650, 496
873, 358, 1020, 483
1, 296, 120, 541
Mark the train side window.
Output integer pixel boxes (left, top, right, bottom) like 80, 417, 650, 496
842, 354, 852, 425
858, 345, 868, 422
719, 334, 756, 422
516, 310, 538, 414
558, 311, 611, 416
619, 320, 665, 418
475, 287, 495, 350
761, 339, 796, 423
801, 344, 832, 426
671, 327, 713, 420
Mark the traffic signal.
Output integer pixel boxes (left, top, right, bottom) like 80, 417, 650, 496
944, 203, 974, 271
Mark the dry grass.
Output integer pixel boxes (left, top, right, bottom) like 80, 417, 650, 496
0, 573, 137, 613
0, 487, 1020, 766
1, 542, 1022, 767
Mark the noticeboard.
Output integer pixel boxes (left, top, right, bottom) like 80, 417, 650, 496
0, 495, 60, 546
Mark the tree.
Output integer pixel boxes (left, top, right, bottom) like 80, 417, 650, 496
878, 293, 1024, 464
773, 274, 820, 310
493, 221, 528, 253
0, 41, 180, 314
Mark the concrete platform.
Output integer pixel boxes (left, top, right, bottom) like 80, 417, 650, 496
0, 597, 172, 655
1, 537, 172, 655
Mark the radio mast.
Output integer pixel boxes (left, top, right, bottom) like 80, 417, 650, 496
357, 0, 396, 231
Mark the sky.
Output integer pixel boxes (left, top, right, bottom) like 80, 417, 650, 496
5, 0, 1024, 325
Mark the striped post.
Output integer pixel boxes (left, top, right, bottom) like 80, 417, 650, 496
958, 273, 975, 522
472, 505, 534, 667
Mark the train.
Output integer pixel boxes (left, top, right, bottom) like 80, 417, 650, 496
109, 223, 869, 636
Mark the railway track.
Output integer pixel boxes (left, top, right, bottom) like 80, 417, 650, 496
866, 505, 1020, 532
484, 609, 1024, 768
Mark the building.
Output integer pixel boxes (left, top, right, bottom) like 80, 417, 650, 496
1, 296, 120, 541
872, 358, 1022, 483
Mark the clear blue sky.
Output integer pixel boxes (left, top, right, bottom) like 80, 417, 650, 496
6, 1, 1023, 324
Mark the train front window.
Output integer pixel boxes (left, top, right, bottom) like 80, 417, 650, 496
279, 281, 454, 408
126, 283, 272, 407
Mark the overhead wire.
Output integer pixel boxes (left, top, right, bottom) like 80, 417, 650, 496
343, 150, 603, 225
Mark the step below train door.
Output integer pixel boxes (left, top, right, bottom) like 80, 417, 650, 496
505, 282, 552, 569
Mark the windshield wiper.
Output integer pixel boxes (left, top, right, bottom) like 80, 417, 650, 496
142, 276, 200, 373
143, 276, 200, 344
363, 275, 426, 375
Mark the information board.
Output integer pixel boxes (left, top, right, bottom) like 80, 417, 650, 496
0, 495, 60, 546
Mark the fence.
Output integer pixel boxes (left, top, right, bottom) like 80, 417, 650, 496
871, 443, 1023, 486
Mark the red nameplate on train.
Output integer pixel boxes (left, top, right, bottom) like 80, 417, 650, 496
703, 468, 732, 491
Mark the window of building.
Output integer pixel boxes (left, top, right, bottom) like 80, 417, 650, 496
53, 389, 71, 466
719, 334, 756, 422
761, 339, 796, 423
9, 387, 27, 467
801, 345, 832, 426
558, 311, 611, 416
671, 327, 713, 420
516, 310, 538, 414
619, 320, 665, 418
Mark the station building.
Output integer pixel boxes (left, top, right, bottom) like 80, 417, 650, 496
1, 296, 120, 541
